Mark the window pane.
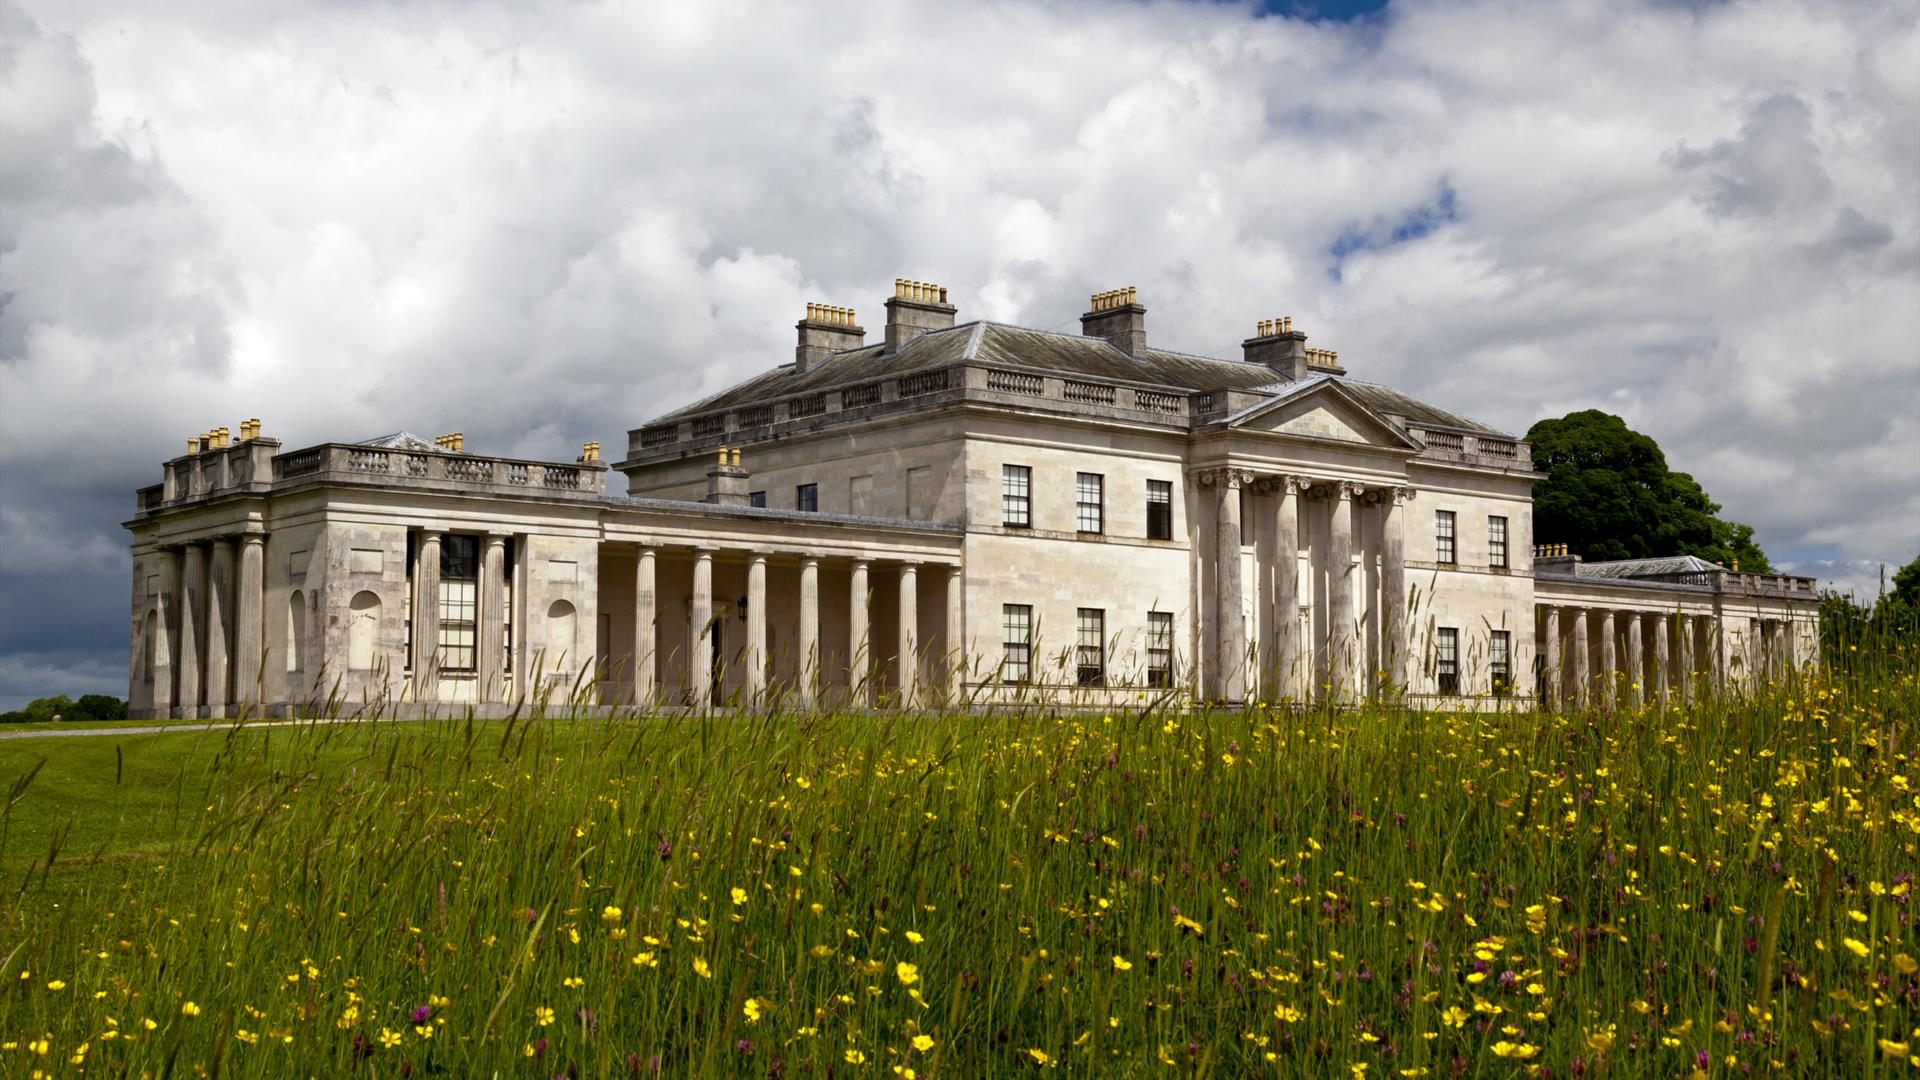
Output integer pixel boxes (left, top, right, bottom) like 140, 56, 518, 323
749, 491, 767, 508
1436, 511, 1456, 565
1490, 629, 1511, 696
1003, 465, 1031, 527
1076, 607, 1104, 686
438, 578, 478, 672
796, 484, 818, 512
1147, 610, 1173, 688
1436, 626, 1459, 695
1489, 516, 1508, 568
1146, 480, 1172, 540
1001, 604, 1032, 683
1076, 473, 1103, 533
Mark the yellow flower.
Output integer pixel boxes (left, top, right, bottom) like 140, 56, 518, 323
912, 1034, 935, 1052
896, 962, 920, 986
181, 1001, 201, 1017
1112, 956, 1133, 972
562, 976, 584, 989
1028, 1048, 1053, 1065
535, 1006, 555, 1026
694, 957, 712, 979
1440, 1006, 1468, 1028
1844, 938, 1871, 958
379, 1028, 402, 1048
731, 887, 748, 906
45, 981, 66, 992
601, 905, 623, 922
905, 931, 924, 944
743, 998, 762, 1024
632, 951, 658, 968
1491, 1041, 1538, 1060
235, 1028, 258, 1044
845, 1048, 867, 1064
1877, 1040, 1909, 1059
1174, 914, 1204, 935
1274, 1004, 1302, 1023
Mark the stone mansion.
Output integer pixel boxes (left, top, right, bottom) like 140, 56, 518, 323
123, 280, 1821, 718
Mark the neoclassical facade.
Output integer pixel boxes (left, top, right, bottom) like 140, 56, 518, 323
123, 281, 1820, 718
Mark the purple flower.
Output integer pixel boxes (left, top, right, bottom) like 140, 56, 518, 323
411, 1004, 432, 1025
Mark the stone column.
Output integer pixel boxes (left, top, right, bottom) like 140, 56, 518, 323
1382, 486, 1410, 691
1327, 482, 1357, 701
1598, 609, 1617, 708
690, 550, 714, 710
745, 554, 768, 704
896, 563, 918, 709
152, 549, 180, 718
1569, 607, 1590, 709
1782, 616, 1798, 679
797, 557, 820, 710
1650, 613, 1670, 704
480, 535, 507, 702
234, 535, 265, 709
205, 539, 234, 717
634, 547, 657, 707
1211, 471, 1248, 703
1541, 606, 1562, 710
1270, 476, 1300, 700
413, 533, 441, 700
1712, 613, 1728, 693
179, 543, 206, 717
945, 565, 964, 695
1625, 611, 1644, 707
1677, 614, 1696, 702
848, 559, 870, 705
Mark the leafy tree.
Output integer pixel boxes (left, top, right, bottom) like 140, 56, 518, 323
1891, 554, 1920, 611
1527, 410, 1771, 571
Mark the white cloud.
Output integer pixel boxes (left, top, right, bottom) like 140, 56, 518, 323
1, 0, 1916, 699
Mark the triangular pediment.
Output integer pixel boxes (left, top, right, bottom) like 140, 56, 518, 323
1224, 380, 1421, 451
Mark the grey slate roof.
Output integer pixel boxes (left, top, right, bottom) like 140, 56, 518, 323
647, 320, 1507, 436
1574, 555, 1727, 579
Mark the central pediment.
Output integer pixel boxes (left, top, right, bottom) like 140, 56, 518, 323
1222, 379, 1422, 452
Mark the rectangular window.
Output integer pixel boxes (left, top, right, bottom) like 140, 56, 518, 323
1488, 515, 1508, 569
1146, 480, 1172, 540
1001, 604, 1033, 684
748, 491, 767, 509
1436, 510, 1457, 566
1075, 473, 1104, 533
796, 483, 818, 513
1146, 611, 1174, 688
438, 535, 480, 673
1002, 465, 1031, 528
1489, 629, 1511, 697
1435, 626, 1459, 696
1076, 608, 1105, 686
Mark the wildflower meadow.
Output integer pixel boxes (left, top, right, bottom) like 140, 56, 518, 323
0, 660, 1914, 1077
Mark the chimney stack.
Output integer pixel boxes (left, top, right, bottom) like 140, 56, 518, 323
434, 432, 465, 452
1081, 287, 1146, 356
1242, 316, 1309, 378
578, 441, 601, 463
884, 279, 956, 351
795, 303, 865, 374
706, 445, 751, 506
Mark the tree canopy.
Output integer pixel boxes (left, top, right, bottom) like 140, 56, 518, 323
1526, 409, 1771, 572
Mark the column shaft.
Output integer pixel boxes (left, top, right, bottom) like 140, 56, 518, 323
1599, 609, 1617, 709
745, 554, 768, 703
205, 539, 234, 716
634, 547, 657, 707
1327, 483, 1356, 700
896, 564, 918, 709
1651, 613, 1670, 704
152, 550, 180, 718
179, 544, 206, 716
797, 558, 820, 710
1382, 488, 1408, 691
1570, 608, 1590, 708
690, 552, 714, 710
945, 566, 964, 695
849, 559, 870, 705
1625, 611, 1644, 707
413, 534, 442, 700
1214, 475, 1246, 702
479, 536, 507, 702
234, 536, 265, 708
1677, 614, 1696, 702
1542, 606, 1562, 711
1271, 478, 1299, 699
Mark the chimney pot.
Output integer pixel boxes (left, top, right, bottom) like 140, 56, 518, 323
883, 278, 956, 351
1242, 314, 1311, 378
706, 444, 751, 505
796, 302, 865, 373
1080, 286, 1147, 355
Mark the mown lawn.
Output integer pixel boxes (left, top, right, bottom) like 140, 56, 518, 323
0, 680, 1914, 1077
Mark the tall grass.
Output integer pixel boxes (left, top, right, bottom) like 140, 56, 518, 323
0, 667, 1915, 1076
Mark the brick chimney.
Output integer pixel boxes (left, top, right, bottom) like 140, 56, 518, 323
706, 446, 750, 506
795, 303, 865, 374
1081, 287, 1146, 355
884, 279, 955, 351
1242, 317, 1346, 379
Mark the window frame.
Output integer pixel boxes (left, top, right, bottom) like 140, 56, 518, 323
748, 491, 767, 509
1146, 610, 1174, 688
1436, 510, 1457, 566
1002, 465, 1031, 529
1001, 603, 1033, 684
1488, 515, 1508, 569
1075, 472, 1104, 534
1146, 480, 1173, 541
437, 535, 481, 674
795, 483, 818, 513
1489, 629, 1511, 697
1075, 608, 1105, 686
1435, 625, 1459, 696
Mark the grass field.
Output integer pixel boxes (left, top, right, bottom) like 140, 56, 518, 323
0, 673, 1914, 1077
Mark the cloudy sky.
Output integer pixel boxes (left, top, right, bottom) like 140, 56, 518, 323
1, 0, 1915, 708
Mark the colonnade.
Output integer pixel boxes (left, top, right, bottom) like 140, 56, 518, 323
630, 546, 963, 710
1537, 604, 1802, 710
1200, 469, 1411, 703
143, 533, 267, 718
